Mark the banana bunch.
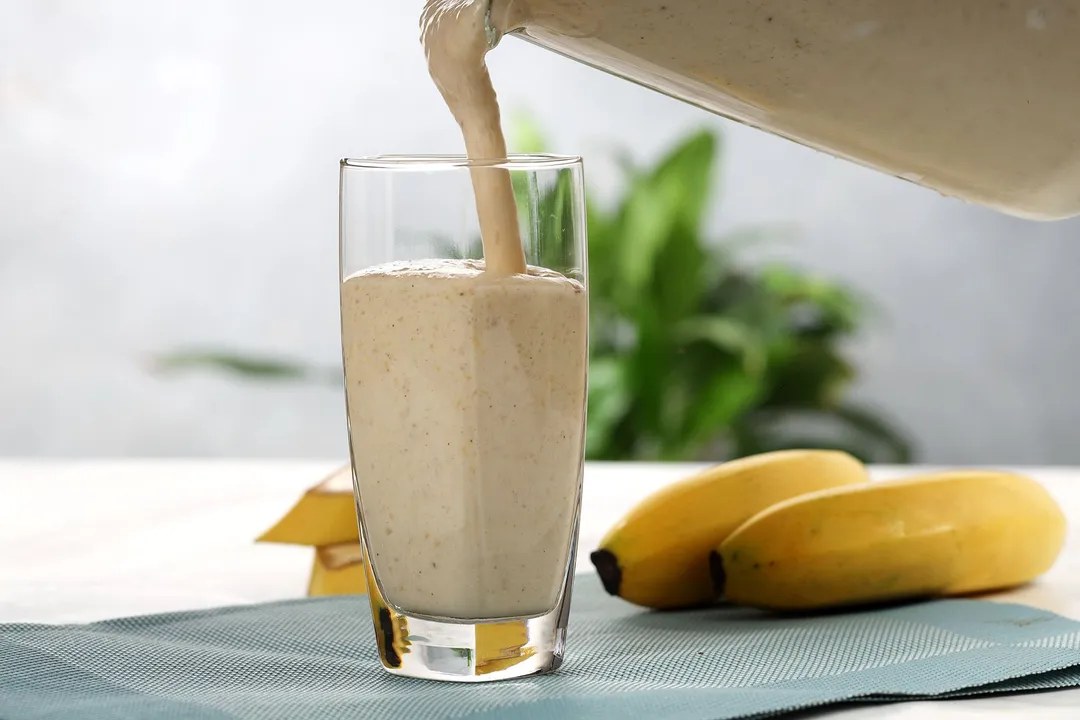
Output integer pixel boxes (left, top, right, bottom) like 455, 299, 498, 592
592, 454, 1067, 612
590, 450, 870, 609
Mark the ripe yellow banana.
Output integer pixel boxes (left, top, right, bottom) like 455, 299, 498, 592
590, 449, 869, 609
713, 470, 1067, 612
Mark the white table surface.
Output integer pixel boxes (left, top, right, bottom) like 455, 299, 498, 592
2, 461, 1079, 718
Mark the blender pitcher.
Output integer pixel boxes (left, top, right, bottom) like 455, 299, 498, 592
488, 0, 1080, 220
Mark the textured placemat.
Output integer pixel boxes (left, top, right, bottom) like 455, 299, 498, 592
3, 576, 1080, 719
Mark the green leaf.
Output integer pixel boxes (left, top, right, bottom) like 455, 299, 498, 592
586, 196, 618, 296
761, 341, 855, 408
675, 316, 765, 375
682, 364, 764, 453
760, 264, 863, 334
538, 171, 577, 272
652, 223, 708, 323
615, 130, 717, 302
622, 306, 670, 441
153, 351, 341, 385
650, 129, 717, 225
585, 355, 631, 458
511, 168, 534, 221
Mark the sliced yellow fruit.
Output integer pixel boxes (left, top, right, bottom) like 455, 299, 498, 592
257, 465, 359, 547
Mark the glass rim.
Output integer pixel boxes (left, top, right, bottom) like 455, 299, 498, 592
340, 153, 582, 172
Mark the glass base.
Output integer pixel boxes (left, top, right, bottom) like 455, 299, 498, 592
365, 569, 574, 682
373, 609, 568, 682
362, 555, 574, 682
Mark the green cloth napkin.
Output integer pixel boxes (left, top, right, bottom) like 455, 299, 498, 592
3, 576, 1080, 720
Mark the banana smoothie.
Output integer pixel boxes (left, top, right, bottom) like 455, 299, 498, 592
342, 260, 587, 619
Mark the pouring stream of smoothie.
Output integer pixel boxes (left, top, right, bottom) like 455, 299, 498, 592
421, 0, 527, 275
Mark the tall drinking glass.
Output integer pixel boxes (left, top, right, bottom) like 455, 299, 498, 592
339, 155, 589, 682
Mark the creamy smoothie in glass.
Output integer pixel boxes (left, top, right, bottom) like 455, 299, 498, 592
339, 154, 588, 682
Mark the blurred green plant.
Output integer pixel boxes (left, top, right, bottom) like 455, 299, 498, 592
156, 120, 913, 464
